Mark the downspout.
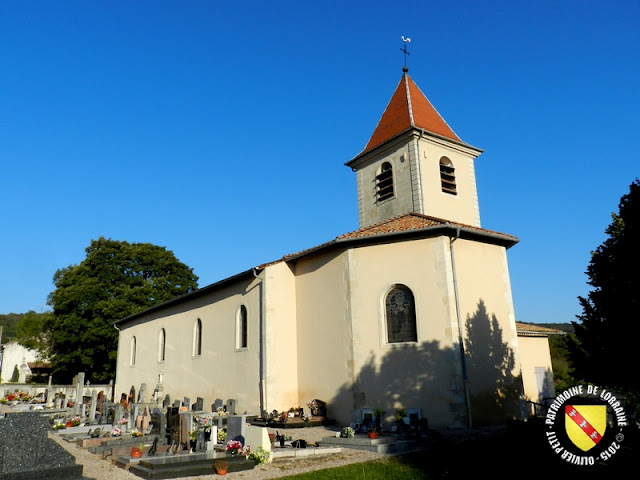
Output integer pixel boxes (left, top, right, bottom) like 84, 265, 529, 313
253, 268, 267, 416
449, 225, 473, 427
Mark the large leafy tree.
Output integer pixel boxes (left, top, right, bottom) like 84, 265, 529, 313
15, 310, 51, 358
572, 179, 640, 394
47, 237, 198, 383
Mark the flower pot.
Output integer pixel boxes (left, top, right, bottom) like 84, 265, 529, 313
131, 448, 142, 458
368, 432, 378, 439
190, 440, 197, 452
65, 421, 73, 428
216, 469, 227, 476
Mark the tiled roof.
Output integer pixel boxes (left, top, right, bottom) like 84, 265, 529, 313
337, 212, 516, 241
361, 73, 461, 155
515, 322, 565, 336
259, 212, 518, 268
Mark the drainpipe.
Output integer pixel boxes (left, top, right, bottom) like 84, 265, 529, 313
253, 268, 267, 417
449, 225, 473, 428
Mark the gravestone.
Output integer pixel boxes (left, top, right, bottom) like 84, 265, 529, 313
163, 394, 171, 409
74, 372, 85, 416
213, 399, 223, 412
244, 425, 271, 462
183, 397, 191, 410
173, 400, 181, 408
113, 403, 124, 425
138, 383, 147, 403
0, 412, 83, 479
128, 386, 136, 406
151, 408, 165, 436
227, 398, 238, 415
89, 390, 98, 423
194, 397, 204, 411
227, 414, 247, 444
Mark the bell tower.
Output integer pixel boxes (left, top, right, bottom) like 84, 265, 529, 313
346, 69, 483, 229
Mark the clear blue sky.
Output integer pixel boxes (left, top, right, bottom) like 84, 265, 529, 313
1, 1, 638, 324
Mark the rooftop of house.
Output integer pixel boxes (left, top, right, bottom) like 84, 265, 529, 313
515, 322, 566, 336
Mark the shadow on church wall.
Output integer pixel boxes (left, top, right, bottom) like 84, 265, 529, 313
328, 298, 523, 428
464, 299, 523, 426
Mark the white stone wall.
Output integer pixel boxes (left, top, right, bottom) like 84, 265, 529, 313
0, 342, 38, 383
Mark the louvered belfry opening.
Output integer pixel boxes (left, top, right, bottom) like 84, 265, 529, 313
440, 157, 457, 195
376, 162, 394, 201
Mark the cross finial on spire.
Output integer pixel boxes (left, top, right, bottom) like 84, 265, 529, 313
401, 36, 411, 72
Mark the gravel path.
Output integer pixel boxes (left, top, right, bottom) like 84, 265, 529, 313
52, 426, 388, 480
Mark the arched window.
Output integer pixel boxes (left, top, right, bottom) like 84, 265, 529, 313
193, 319, 202, 356
385, 285, 417, 343
440, 157, 457, 195
376, 162, 394, 201
158, 328, 166, 362
130, 336, 137, 366
237, 305, 248, 349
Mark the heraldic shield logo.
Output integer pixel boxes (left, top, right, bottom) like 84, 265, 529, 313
565, 405, 607, 452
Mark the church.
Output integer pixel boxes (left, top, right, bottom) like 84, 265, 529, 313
114, 67, 542, 428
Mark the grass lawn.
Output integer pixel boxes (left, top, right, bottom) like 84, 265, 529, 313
277, 421, 640, 480
276, 453, 432, 479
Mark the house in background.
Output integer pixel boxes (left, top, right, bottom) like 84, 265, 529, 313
0, 341, 41, 383
516, 322, 563, 411
115, 67, 539, 428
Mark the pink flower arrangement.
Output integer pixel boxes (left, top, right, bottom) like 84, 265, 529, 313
111, 427, 122, 436
226, 440, 243, 454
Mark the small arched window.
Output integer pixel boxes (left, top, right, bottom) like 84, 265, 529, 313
130, 336, 137, 366
193, 319, 202, 356
385, 285, 417, 343
158, 328, 166, 362
237, 305, 248, 349
376, 162, 394, 201
440, 157, 457, 195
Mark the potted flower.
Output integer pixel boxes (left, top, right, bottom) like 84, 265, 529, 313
247, 446, 270, 464
374, 407, 384, 430
188, 430, 197, 452
340, 426, 355, 438
226, 439, 242, 455
213, 459, 230, 475
367, 426, 378, 439
130, 428, 143, 437
201, 417, 213, 441
217, 429, 226, 444
131, 444, 144, 458
111, 427, 122, 437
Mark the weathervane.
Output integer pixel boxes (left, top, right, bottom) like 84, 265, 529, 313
401, 36, 411, 72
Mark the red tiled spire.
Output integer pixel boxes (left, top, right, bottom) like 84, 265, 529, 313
362, 73, 460, 154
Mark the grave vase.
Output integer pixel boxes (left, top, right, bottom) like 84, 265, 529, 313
204, 430, 211, 442
190, 440, 197, 452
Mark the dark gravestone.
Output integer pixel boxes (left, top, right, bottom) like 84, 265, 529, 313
151, 408, 165, 436
0, 412, 83, 479
194, 397, 204, 411
163, 394, 171, 409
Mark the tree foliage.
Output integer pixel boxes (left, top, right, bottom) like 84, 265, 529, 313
572, 179, 640, 394
0, 313, 24, 342
46, 237, 198, 383
15, 311, 51, 357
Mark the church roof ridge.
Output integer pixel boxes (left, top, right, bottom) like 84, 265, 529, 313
258, 212, 518, 269
359, 73, 461, 156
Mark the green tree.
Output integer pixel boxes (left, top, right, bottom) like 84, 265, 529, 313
15, 310, 51, 358
572, 179, 640, 394
10, 364, 19, 382
47, 237, 198, 383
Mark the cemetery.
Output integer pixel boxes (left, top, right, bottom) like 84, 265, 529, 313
0, 372, 430, 478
